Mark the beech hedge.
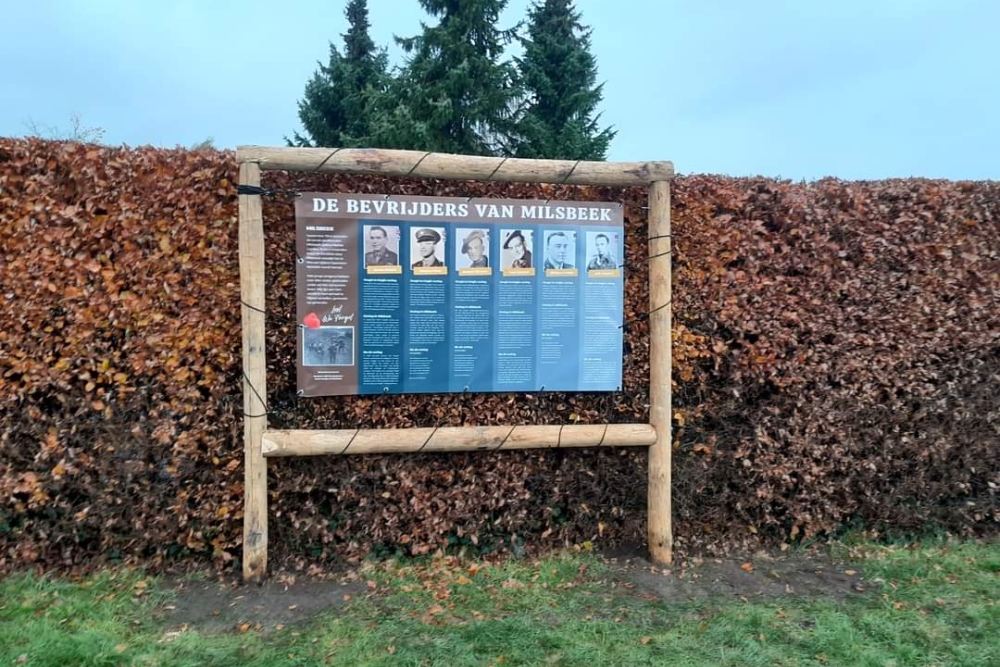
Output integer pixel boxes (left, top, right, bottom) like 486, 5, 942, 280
1, 138, 997, 575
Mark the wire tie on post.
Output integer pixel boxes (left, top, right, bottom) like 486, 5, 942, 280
596, 423, 610, 448
241, 300, 266, 315
561, 160, 581, 185
544, 160, 581, 205
337, 429, 361, 455
646, 298, 672, 320
416, 425, 439, 453
236, 183, 302, 199
405, 152, 433, 178
465, 155, 512, 201
313, 147, 343, 172
237, 184, 271, 197
484, 156, 509, 183
242, 370, 270, 418
494, 425, 515, 451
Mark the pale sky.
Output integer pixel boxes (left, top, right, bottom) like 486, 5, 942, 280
2, 0, 998, 180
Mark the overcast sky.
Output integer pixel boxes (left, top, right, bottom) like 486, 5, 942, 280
2, 0, 998, 180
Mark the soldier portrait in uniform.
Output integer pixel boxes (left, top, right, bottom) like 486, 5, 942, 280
543, 230, 576, 270
586, 232, 619, 270
363, 225, 400, 267
501, 229, 533, 269
411, 227, 445, 268
457, 228, 490, 269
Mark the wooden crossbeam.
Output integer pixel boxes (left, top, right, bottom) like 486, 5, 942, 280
261, 424, 657, 457
237, 146, 674, 186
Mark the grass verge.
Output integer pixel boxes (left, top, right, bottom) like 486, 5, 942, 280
1, 538, 997, 666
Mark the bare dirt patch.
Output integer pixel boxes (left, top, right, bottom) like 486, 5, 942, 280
150, 546, 866, 635
603, 545, 866, 602
152, 574, 368, 635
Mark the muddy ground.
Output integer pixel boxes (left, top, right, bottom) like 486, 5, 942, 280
154, 546, 866, 634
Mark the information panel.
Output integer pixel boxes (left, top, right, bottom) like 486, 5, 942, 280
295, 193, 624, 396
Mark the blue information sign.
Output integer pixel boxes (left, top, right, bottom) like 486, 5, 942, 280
295, 194, 624, 396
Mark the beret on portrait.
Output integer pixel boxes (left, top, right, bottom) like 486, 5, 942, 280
503, 229, 526, 249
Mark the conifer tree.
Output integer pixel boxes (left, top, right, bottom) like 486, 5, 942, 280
290, 0, 388, 147
513, 0, 615, 160
380, 0, 521, 156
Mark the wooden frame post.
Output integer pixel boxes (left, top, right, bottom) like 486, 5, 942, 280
647, 180, 673, 565
235, 146, 674, 580
238, 161, 268, 581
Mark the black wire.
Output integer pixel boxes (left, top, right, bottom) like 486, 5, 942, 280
560, 160, 581, 185
416, 425, 439, 452
405, 152, 433, 178
645, 298, 673, 319
544, 160, 582, 205
596, 422, 610, 448
494, 425, 515, 450
237, 184, 301, 199
313, 148, 343, 172
241, 300, 266, 315
242, 369, 270, 418
619, 298, 672, 329
236, 184, 270, 196
484, 157, 510, 183
337, 429, 361, 455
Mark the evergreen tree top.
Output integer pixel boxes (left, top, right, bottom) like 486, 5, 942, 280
289, 0, 388, 149
343, 0, 377, 62
512, 0, 615, 160
389, 0, 521, 156
291, 0, 614, 159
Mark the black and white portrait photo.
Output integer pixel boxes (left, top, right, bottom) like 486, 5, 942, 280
456, 228, 490, 269
501, 229, 533, 270
363, 224, 400, 267
410, 227, 446, 269
543, 230, 577, 270
586, 231, 619, 270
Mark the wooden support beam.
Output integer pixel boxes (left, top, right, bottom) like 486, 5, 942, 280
238, 162, 268, 582
236, 146, 674, 186
647, 180, 673, 566
261, 424, 657, 457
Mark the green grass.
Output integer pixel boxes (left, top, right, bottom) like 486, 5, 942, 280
1, 538, 998, 666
